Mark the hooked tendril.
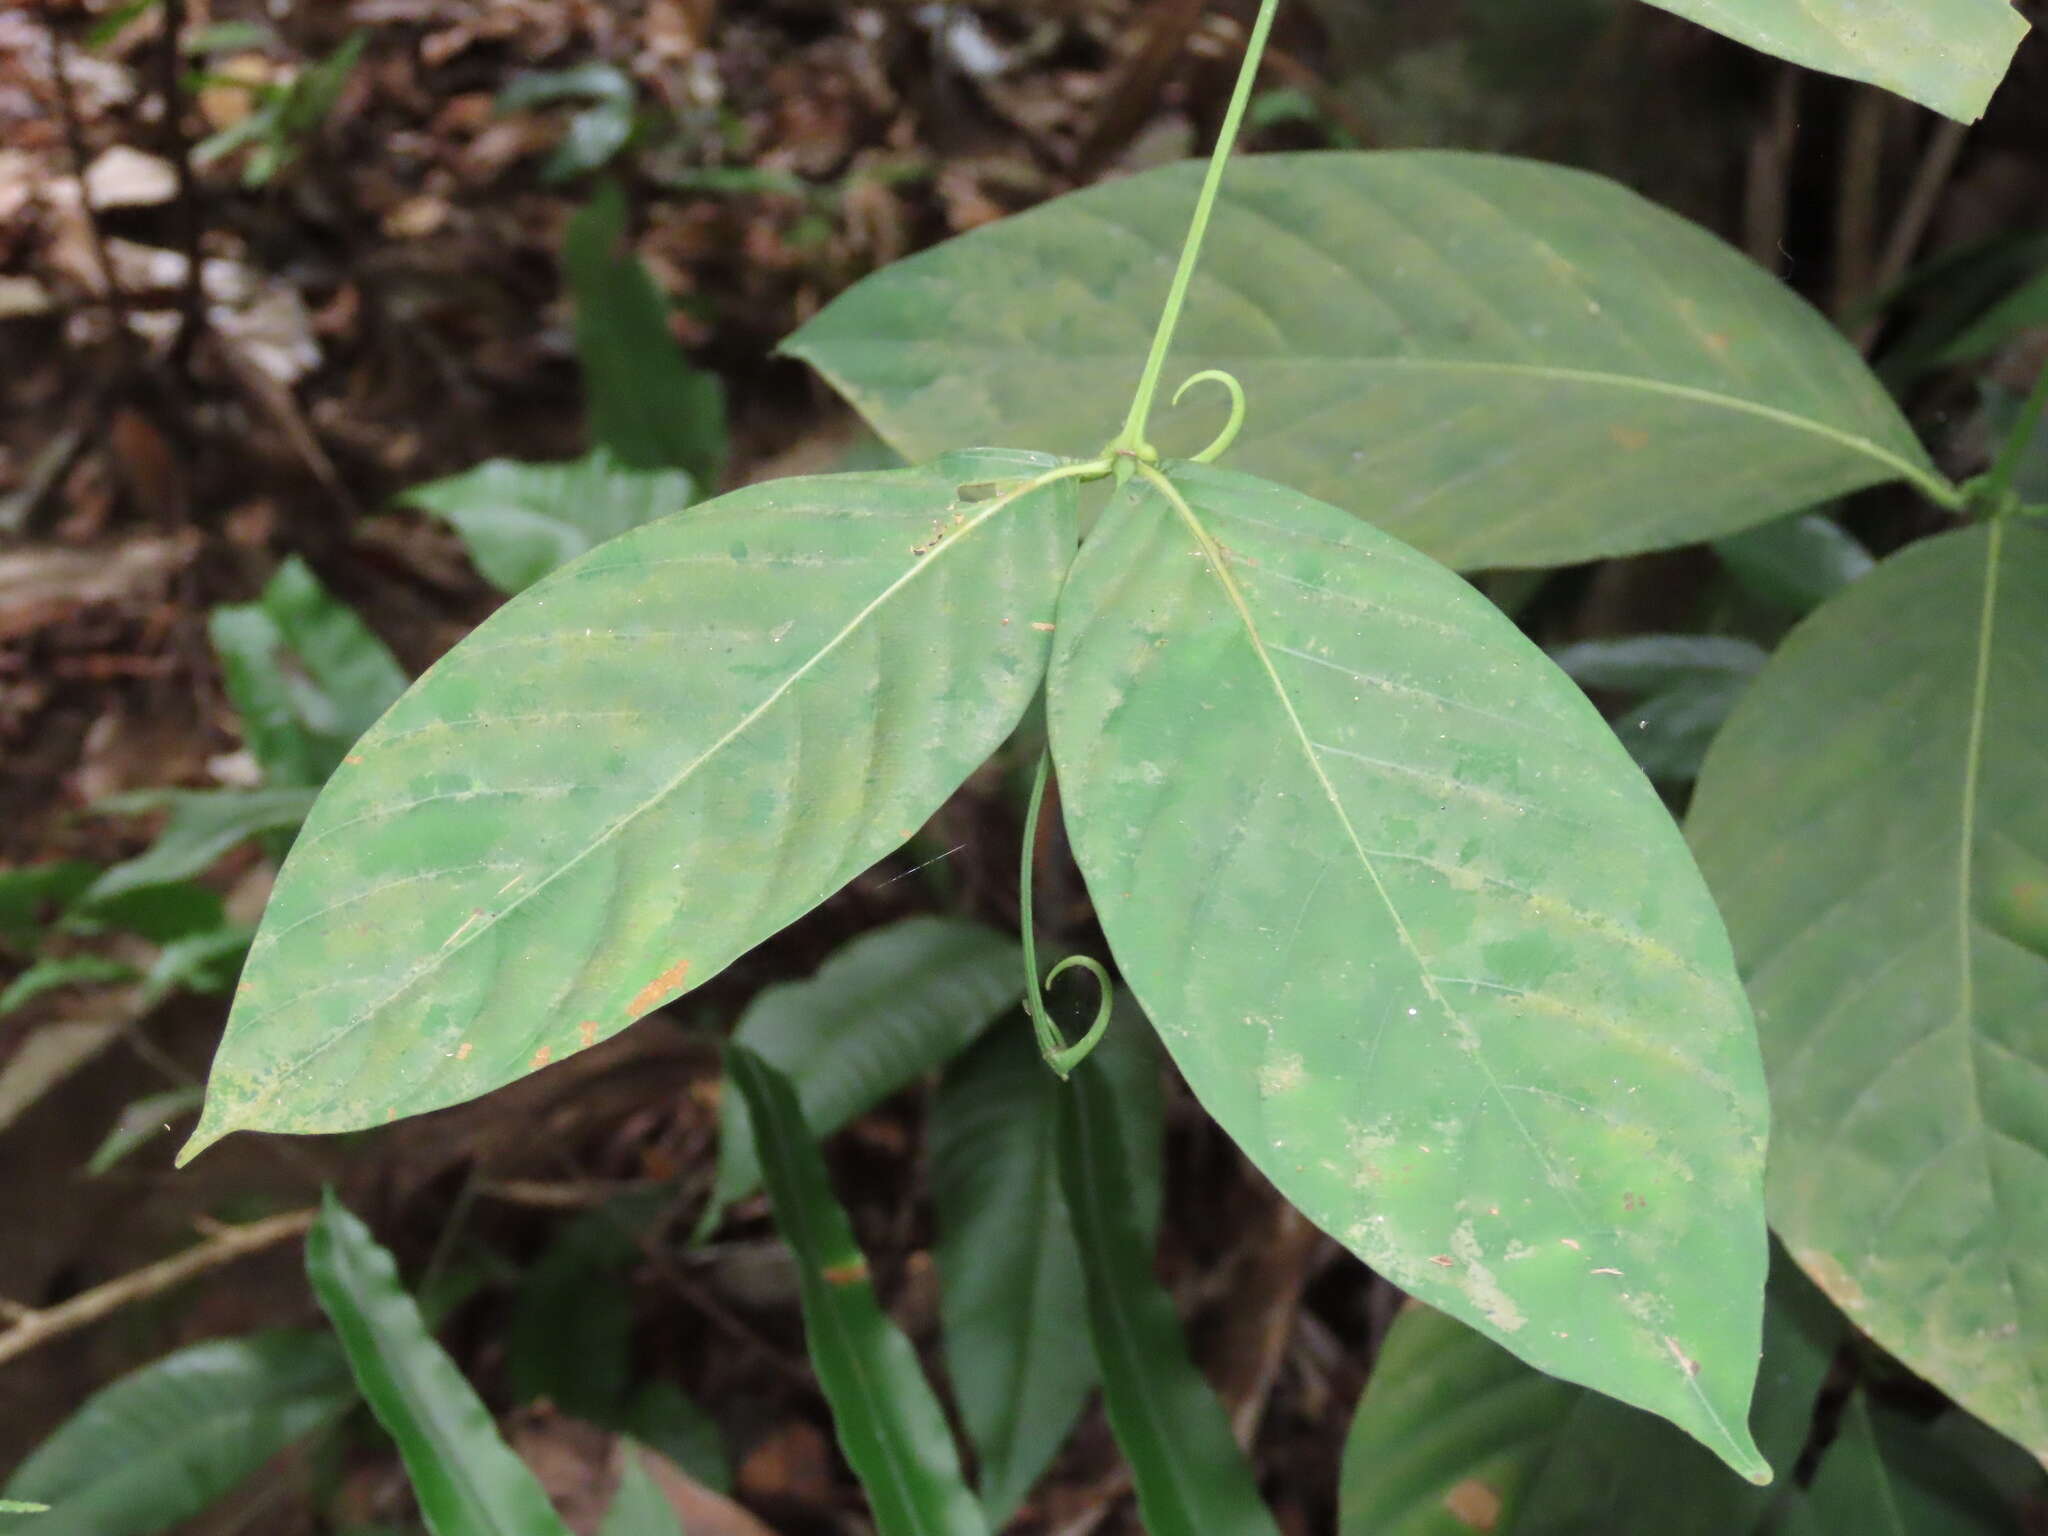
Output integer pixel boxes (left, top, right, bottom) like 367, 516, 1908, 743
1020, 747, 1113, 1077
1172, 369, 1247, 464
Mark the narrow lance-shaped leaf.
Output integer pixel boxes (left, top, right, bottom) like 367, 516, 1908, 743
306, 1192, 574, 1536
788, 152, 1940, 571
1058, 1054, 1281, 1536
0, 1332, 355, 1536
1688, 520, 2048, 1462
183, 452, 1075, 1156
931, 997, 1163, 1524
709, 916, 1022, 1225
728, 1045, 988, 1536
1049, 463, 1771, 1473
1635, 0, 2025, 123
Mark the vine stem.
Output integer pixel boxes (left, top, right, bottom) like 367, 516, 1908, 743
1979, 355, 2048, 516
1106, 0, 1283, 465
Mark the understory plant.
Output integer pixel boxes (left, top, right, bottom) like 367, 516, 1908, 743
90, 0, 2045, 1530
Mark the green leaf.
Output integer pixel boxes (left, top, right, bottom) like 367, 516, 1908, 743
930, 1003, 1162, 1523
497, 63, 635, 112
0, 1331, 355, 1536
1058, 1055, 1280, 1536
211, 557, 408, 786
727, 1045, 987, 1536
506, 1191, 668, 1419
1340, 1253, 1840, 1536
85, 789, 317, 903
546, 102, 635, 183
566, 182, 727, 485
1338, 1302, 1578, 1536
1636, 0, 2025, 122
1688, 520, 2048, 1462
1936, 265, 2048, 367
787, 152, 1940, 571
400, 451, 696, 594
1712, 513, 1875, 618
185, 453, 1073, 1156
0, 955, 136, 1015
1048, 462, 1770, 1472
1796, 1395, 2018, 1535
1550, 636, 1767, 787
139, 923, 255, 1006
618, 1382, 729, 1495
710, 916, 1024, 1223
306, 1192, 574, 1536
62, 879, 224, 944
86, 1084, 208, 1174
0, 861, 98, 948
597, 1446, 684, 1536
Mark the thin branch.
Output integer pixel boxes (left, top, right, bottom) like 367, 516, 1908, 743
47, 22, 138, 351
0, 1209, 316, 1369
1856, 117, 1970, 352
158, 0, 206, 369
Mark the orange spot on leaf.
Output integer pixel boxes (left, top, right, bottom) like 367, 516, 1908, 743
1609, 425, 1650, 451
1443, 1477, 1502, 1530
628, 958, 692, 1017
530, 1045, 552, 1068
345, 754, 364, 765
822, 1260, 869, 1286
579, 1019, 599, 1049
456, 1041, 472, 1061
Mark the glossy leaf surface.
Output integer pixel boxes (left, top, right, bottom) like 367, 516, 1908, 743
0, 1332, 354, 1536
307, 1193, 573, 1536
1058, 1055, 1279, 1536
931, 1001, 1162, 1523
710, 916, 1022, 1221
1639, 0, 2025, 122
788, 153, 1936, 570
1049, 463, 1770, 1470
1689, 520, 2048, 1460
185, 453, 1074, 1155
729, 1046, 988, 1536
401, 450, 695, 595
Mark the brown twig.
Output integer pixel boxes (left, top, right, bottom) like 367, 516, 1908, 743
0, 1209, 316, 1369
47, 22, 138, 351
1743, 65, 1801, 273
1855, 117, 1970, 352
1831, 88, 1888, 318
1072, 0, 1210, 179
158, 0, 207, 370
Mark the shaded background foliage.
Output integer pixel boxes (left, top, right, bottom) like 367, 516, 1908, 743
1, 0, 2046, 1530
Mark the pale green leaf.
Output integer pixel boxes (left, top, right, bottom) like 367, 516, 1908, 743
787, 152, 1938, 570
400, 451, 695, 594
1637, 0, 2025, 122
1048, 463, 1770, 1471
1712, 513, 1874, 617
86, 1084, 208, 1174
1688, 520, 2048, 1461
185, 453, 1073, 1156
931, 1001, 1162, 1523
0, 955, 136, 1015
709, 916, 1023, 1222
1058, 1055, 1280, 1536
0, 1331, 354, 1536
307, 1193, 574, 1536
728, 1045, 988, 1536
597, 1446, 685, 1536
85, 789, 317, 902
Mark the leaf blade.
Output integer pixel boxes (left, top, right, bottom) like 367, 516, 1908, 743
728, 1045, 987, 1536
1049, 463, 1770, 1471
186, 454, 1075, 1153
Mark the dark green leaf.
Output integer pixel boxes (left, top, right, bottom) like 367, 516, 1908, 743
727, 1046, 987, 1536
0, 1331, 355, 1536
62, 879, 225, 944
1548, 635, 1766, 696
306, 1192, 574, 1536
618, 1383, 729, 1496
1712, 513, 1875, 617
1609, 676, 1753, 785
185, 454, 1074, 1155
140, 924, 254, 1005
788, 153, 1940, 570
0, 862, 98, 948
507, 1191, 668, 1419
85, 789, 316, 903
931, 1007, 1161, 1523
1058, 1055, 1280, 1536
1049, 463, 1770, 1471
1936, 266, 2048, 366
1797, 1396, 2017, 1535
566, 183, 727, 485
1689, 520, 2048, 1461
710, 916, 1023, 1222
400, 451, 695, 594
1634, 0, 2024, 120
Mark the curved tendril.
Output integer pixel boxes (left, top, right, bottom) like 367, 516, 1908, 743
1171, 369, 1247, 464
1019, 747, 1113, 1078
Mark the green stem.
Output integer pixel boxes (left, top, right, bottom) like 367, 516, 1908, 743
1979, 357, 2048, 516
1019, 748, 1112, 1078
1106, 0, 1282, 464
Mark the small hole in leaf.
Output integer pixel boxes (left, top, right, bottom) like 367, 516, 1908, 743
955, 481, 1003, 502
